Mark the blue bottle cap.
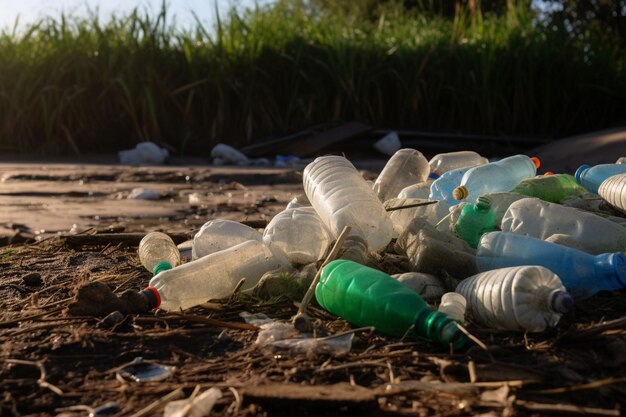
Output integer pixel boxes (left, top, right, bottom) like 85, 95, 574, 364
429, 172, 440, 180
550, 290, 574, 314
574, 164, 590, 184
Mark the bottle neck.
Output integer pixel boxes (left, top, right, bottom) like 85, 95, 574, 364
414, 309, 467, 350
152, 261, 173, 276
593, 253, 626, 291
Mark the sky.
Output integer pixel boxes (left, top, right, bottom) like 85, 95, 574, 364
0, 0, 266, 32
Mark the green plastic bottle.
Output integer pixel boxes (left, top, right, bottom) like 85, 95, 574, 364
512, 174, 587, 203
454, 197, 497, 248
315, 260, 466, 350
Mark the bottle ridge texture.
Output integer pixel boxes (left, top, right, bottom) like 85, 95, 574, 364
316, 260, 466, 349
477, 232, 626, 299
138, 232, 181, 275
454, 197, 497, 248
148, 240, 292, 311
575, 163, 626, 194
452, 155, 540, 201
599, 173, 626, 213
512, 174, 587, 203
501, 198, 626, 254
456, 265, 572, 332
303, 156, 394, 252
373, 148, 430, 203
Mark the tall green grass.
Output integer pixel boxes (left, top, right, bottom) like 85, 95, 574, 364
0, 2, 624, 154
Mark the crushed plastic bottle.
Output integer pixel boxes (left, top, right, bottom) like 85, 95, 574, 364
453, 196, 497, 248
372, 148, 430, 203
501, 197, 626, 254
452, 155, 540, 202
303, 156, 394, 252
391, 272, 446, 302
575, 163, 626, 194
138, 232, 181, 275
456, 265, 572, 332
512, 174, 587, 203
477, 231, 626, 299
263, 207, 333, 264
437, 292, 467, 323
384, 198, 450, 238
192, 220, 263, 260
145, 240, 292, 311
315, 260, 466, 349
428, 151, 489, 176
598, 173, 626, 213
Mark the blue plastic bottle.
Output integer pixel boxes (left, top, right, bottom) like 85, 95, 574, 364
575, 164, 626, 194
476, 231, 626, 299
452, 155, 540, 202
429, 166, 474, 206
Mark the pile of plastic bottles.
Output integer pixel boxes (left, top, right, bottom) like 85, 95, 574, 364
135, 149, 626, 349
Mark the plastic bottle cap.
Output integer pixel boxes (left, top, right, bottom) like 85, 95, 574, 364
475, 196, 491, 212
530, 157, 541, 169
544, 171, 554, 176
141, 286, 161, 310
152, 261, 173, 275
574, 164, 591, 183
452, 186, 469, 200
429, 172, 441, 180
550, 290, 574, 314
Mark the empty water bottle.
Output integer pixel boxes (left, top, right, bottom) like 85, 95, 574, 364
263, 207, 333, 264
338, 235, 369, 265
598, 173, 626, 213
303, 156, 394, 252
575, 163, 626, 194
372, 148, 430, 203
477, 231, 626, 299
437, 292, 467, 323
429, 165, 476, 206
452, 155, 540, 202
315, 260, 466, 349
453, 196, 497, 248
145, 240, 292, 311
384, 198, 450, 237
138, 232, 181, 275
512, 174, 587, 203
392, 272, 446, 301
192, 220, 263, 260
476, 192, 527, 225
398, 181, 432, 199
429, 151, 489, 176
501, 198, 626, 254
456, 265, 572, 332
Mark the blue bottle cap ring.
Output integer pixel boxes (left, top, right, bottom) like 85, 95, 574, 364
574, 164, 591, 183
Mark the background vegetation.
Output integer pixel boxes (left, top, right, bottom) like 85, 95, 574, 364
0, 0, 624, 155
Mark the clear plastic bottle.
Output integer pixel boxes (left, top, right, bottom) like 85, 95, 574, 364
372, 148, 430, 203
146, 240, 292, 311
303, 156, 394, 252
453, 196, 497, 248
338, 235, 369, 265
512, 174, 587, 203
263, 207, 333, 265
397, 181, 432, 199
392, 272, 445, 302
315, 260, 466, 349
598, 173, 626, 213
138, 232, 181, 275
616, 157, 626, 164
429, 165, 475, 206
437, 292, 467, 323
478, 192, 527, 225
477, 231, 626, 299
429, 151, 489, 176
452, 155, 540, 202
384, 198, 450, 238
501, 197, 626, 254
192, 219, 263, 260
575, 163, 626, 194
455, 265, 572, 332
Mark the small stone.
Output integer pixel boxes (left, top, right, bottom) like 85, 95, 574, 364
22, 272, 43, 286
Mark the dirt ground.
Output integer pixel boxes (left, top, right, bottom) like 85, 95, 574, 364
1, 158, 625, 417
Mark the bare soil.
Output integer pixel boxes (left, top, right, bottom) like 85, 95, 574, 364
0, 160, 625, 417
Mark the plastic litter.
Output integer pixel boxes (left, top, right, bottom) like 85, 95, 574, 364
477, 231, 626, 299
437, 292, 467, 323
315, 259, 466, 349
391, 272, 446, 302
210, 143, 250, 165
456, 265, 572, 332
138, 232, 181, 275
163, 388, 222, 417
192, 219, 263, 260
116, 357, 175, 382
428, 151, 489, 176
397, 181, 432, 199
303, 155, 394, 252
127, 187, 160, 200
429, 165, 476, 206
372, 148, 430, 202
452, 155, 540, 202
616, 157, 626, 164
373, 131, 401, 156
145, 239, 292, 311
118, 141, 169, 165
385, 198, 450, 237
501, 197, 626, 254
575, 163, 626, 194
453, 196, 497, 248
512, 173, 587, 203
598, 173, 626, 213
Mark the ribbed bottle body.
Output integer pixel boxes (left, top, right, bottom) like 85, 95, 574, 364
373, 148, 430, 203
303, 156, 394, 252
599, 173, 626, 213
456, 265, 569, 332
138, 232, 181, 274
